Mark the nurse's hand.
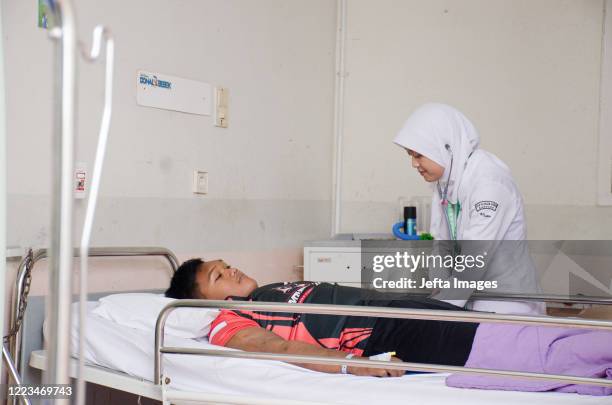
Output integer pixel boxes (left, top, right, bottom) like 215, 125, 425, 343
348, 356, 404, 377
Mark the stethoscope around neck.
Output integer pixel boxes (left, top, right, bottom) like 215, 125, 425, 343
437, 144, 454, 207
435, 145, 476, 241
437, 143, 457, 240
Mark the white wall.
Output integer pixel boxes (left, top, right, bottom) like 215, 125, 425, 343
339, 0, 612, 239
4, 0, 611, 296
2, 0, 337, 287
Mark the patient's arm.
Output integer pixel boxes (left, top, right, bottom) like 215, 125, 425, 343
226, 326, 403, 377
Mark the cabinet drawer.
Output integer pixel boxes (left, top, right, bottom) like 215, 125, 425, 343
307, 251, 361, 284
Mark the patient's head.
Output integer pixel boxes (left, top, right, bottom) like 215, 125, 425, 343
165, 258, 258, 300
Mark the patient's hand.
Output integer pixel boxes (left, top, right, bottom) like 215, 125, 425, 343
348, 356, 404, 378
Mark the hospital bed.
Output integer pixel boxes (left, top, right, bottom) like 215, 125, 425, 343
6, 247, 612, 405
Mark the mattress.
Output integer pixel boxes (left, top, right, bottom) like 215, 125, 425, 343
65, 302, 609, 405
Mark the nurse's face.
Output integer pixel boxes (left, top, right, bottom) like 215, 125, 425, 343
407, 149, 445, 182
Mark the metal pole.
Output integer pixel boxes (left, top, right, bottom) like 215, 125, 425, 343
353, 289, 612, 306
160, 347, 612, 388
161, 299, 612, 329
0, 0, 7, 384
45, 2, 77, 402
154, 306, 172, 384
331, 0, 347, 237
76, 27, 114, 405
10, 250, 40, 380
2, 345, 32, 405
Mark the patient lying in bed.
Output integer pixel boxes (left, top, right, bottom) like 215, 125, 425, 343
165, 258, 612, 395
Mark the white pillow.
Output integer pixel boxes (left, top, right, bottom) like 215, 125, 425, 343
92, 293, 219, 339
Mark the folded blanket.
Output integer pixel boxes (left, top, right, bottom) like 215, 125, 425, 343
445, 324, 612, 396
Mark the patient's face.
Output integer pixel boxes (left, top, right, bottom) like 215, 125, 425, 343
195, 260, 258, 300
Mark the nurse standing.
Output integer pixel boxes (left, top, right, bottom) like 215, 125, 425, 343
393, 103, 544, 315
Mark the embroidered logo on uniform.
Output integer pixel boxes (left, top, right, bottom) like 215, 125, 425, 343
474, 200, 498, 218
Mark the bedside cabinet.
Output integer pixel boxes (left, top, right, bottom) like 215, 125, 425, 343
304, 242, 362, 287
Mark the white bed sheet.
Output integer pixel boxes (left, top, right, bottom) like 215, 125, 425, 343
69, 302, 610, 405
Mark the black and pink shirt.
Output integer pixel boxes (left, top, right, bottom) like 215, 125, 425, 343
209, 282, 378, 356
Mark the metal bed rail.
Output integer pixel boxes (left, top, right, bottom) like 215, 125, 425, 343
305, 282, 612, 306
155, 300, 612, 388
386, 290, 612, 306
469, 291, 612, 305
6, 246, 179, 401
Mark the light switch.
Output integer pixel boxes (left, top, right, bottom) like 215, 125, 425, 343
193, 170, 208, 194
214, 87, 229, 128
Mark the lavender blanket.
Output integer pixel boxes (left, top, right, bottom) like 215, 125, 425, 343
445, 324, 612, 396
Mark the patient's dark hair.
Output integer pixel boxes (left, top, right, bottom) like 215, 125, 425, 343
165, 258, 204, 299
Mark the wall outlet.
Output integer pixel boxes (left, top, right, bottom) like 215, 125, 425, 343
74, 162, 87, 199
193, 170, 208, 194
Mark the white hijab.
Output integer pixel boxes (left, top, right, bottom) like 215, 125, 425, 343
393, 103, 480, 204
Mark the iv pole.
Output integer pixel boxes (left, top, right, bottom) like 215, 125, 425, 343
45, 2, 77, 401
44, 3, 114, 405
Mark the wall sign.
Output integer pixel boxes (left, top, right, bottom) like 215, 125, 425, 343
136, 71, 212, 116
